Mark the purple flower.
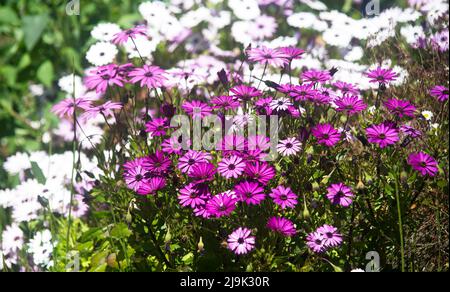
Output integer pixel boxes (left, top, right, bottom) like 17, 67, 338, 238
366, 123, 399, 148
178, 183, 210, 208
112, 25, 147, 45
52, 97, 92, 118
430, 85, 449, 102
384, 98, 416, 118
230, 85, 262, 101
407, 152, 439, 177
218, 155, 246, 179
306, 231, 326, 253
267, 217, 297, 237
206, 192, 238, 218
269, 186, 298, 209
290, 84, 316, 101
123, 158, 148, 192
326, 183, 354, 207
136, 177, 166, 195
277, 137, 301, 156
145, 117, 169, 137
143, 151, 171, 176
211, 95, 240, 110
400, 125, 421, 138
234, 181, 266, 205
317, 224, 343, 247
333, 81, 360, 96
227, 227, 255, 255
189, 162, 217, 183
182, 100, 212, 118
311, 124, 341, 147
302, 69, 331, 84
84, 64, 126, 93
247, 46, 290, 67
366, 67, 398, 84
82, 101, 122, 120
245, 162, 275, 185
178, 150, 211, 174
255, 97, 274, 115
279, 46, 305, 61
162, 136, 190, 155
334, 96, 367, 116
128, 65, 167, 89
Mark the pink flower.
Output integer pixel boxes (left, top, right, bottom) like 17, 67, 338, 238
430, 85, 449, 102
247, 46, 290, 67
366, 67, 398, 84
366, 123, 399, 148
302, 69, 331, 84
84, 64, 126, 93
178, 150, 212, 174
334, 96, 367, 115
82, 101, 122, 120
267, 217, 297, 237
145, 117, 169, 137
230, 85, 262, 101
206, 192, 238, 218
277, 137, 301, 156
317, 224, 343, 247
333, 81, 360, 96
112, 25, 147, 45
384, 98, 416, 118
52, 97, 92, 118
234, 181, 266, 205
227, 227, 255, 255
182, 100, 212, 118
269, 186, 298, 209
407, 152, 439, 177
128, 65, 167, 89
311, 123, 341, 147
279, 46, 305, 60
178, 183, 210, 208
245, 162, 275, 185
326, 183, 354, 207
218, 155, 246, 179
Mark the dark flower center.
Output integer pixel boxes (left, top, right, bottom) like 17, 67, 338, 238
420, 161, 427, 167
238, 238, 245, 244
228, 164, 236, 170
280, 194, 288, 200
322, 134, 329, 139
188, 159, 196, 165
101, 74, 111, 80
263, 54, 273, 59
135, 174, 143, 181
326, 232, 333, 238
285, 143, 293, 149
145, 72, 154, 78
379, 133, 386, 139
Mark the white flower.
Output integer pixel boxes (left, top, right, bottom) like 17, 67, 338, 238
300, 0, 327, 10
3, 152, 31, 175
91, 23, 121, 42
85, 42, 118, 66
58, 74, 85, 96
351, 268, 365, 272
29, 84, 44, 96
277, 137, 302, 157
180, 7, 211, 28
400, 25, 425, 45
229, 0, 260, 20
123, 35, 159, 59
322, 28, 353, 47
231, 21, 253, 45
344, 46, 364, 62
28, 230, 54, 268
1, 224, 24, 254
391, 66, 409, 87
422, 110, 434, 121
287, 12, 318, 29
352, 19, 380, 40
139, 1, 172, 25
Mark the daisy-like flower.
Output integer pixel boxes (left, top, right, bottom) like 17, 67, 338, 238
267, 217, 297, 237
211, 95, 240, 110
85, 42, 118, 67
302, 69, 331, 84
189, 162, 217, 183
230, 85, 262, 101
82, 101, 122, 120
333, 81, 360, 96
269, 186, 298, 209
234, 181, 266, 205
246, 46, 290, 67
407, 152, 439, 177
306, 231, 326, 253
91, 23, 122, 42
137, 177, 166, 195
400, 125, 421, 138
366, 123, 399, 148
182, 100, 212, 118
255, 97, 273, 115
123, 158, 148, 192
290, 84, 316, 101
334, 96, 367, 116
143, 151, 171, 176
430, 85, 449, 102
279, 46, 305, 61
218, 155, 246, 179
128, 65, 167, 89
245, 162, 275, 185
112, 25, 147, 45
227, 227, 256, 255
178, 183, 210, 208
311, 123, 341, 147
178, 150, 212, 174
84, 64, 126, 93
270, 97, 293, 111
277, 137, 301, 156
162, 136, 190, 155
366, 67, 399, 84
51, 97, 92, 118
206, 192, 238, 218
326, 183, 354, 207
317, 224, 343, 247
145, 117, 169, 137
384, 98, 416, 118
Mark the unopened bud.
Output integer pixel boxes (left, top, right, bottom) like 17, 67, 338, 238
107, 253, 118, 268
197, 237, 204, 253
356, 180, 365, 191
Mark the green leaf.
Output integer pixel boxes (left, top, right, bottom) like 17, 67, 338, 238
182, 252, 194, 265
37, 61, 54, 88
30, 161, 46, 184
18, 54, 31, 70
0, 66, 17, 86
0, 7, 20, 25
22, 14, 49, 51
110, 223, 132, 239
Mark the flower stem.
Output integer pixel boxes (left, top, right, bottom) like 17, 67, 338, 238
394, 174, 405, 272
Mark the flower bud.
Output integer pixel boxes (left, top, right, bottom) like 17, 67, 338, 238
197, 237, 205, 253
356, 180, 365, 191
107, 253, 118, 268
311, 181, 320, 192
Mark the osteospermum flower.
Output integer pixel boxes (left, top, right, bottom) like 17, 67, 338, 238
279, 46, 305, 61
255, 97, 273, 115
246, 46, 290, 67
290, 84, 316, 101
51, 97, 92, 118
277, 137, 301, 156
206, 192, 238, 218
218, 155, 246, 179
366, 67, 399, 84
227, 227, 255, 255
366, 123, 399, 148
162, 136, 190, 155
82, 101, 122, 120
230, 85, 262, 101
84, 64, 126, 93
211, 95, 240, 110
245, 162, 276, 185
407, 152, 439, 177
326, 183, 354, 207
334, 96, 367, 116
145, 117, 169, 137
306, 231, 326, 253
270, 97, 293, 111
128, 65, 167, 88
178, 150, 212, 174
234, 181, 266, 205
333, 81, 360, 96
137, 177, 166, 195
311, 123, 341, 147
302, 69, 331, 84
143, 150, 171, 176
182, 100, 212, 118
384, 98, 416, 118
430, 85, 449, 102
317, 224, 343, 247
178, 183, 210, 208
189, 162, 217, 183
112, 25, 147, 45
269, 186, 298, 209
123, 158, 148, 192
267, 217, 297, 237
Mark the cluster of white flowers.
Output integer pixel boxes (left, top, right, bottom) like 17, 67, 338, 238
0, 151, 99, 270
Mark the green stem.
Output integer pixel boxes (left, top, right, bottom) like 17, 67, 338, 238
394, 174, 405, 272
